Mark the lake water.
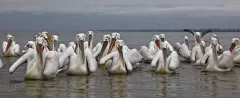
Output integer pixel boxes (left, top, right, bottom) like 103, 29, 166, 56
0, 32, 240, 98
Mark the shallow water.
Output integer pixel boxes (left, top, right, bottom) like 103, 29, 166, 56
0, 32, 240, 98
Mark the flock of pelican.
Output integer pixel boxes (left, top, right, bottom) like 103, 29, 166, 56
1, 29, 240, 80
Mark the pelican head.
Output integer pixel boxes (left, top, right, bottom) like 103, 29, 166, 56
35, 37, 45, 65
212, 34, 217, 38
76, 33, 86, 62
195, 32, 201, 37
5, 34, 14, 52
184, 36, 188, 40
159, 34, 165, 42
76, 33, 86, 41
103, 34, 111, 42
99, 34, 111, 58
195, 32, 201, 45
116, 40, 124, 59
41, 31, 49, 39
51, 35, 59, 51
211, 38, 218, 46
25, 41, 36, 48
88, 31, 94, 47
41, 31, 52, 51
112, 32, 120, 39
108, 32, 120, 53
229, 38, 240, 53
68, 42, 76, 50
52, 35, 59, 42
152, 35, 160, 48
7, 34, 14, 40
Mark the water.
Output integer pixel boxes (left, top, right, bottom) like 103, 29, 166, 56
0, 32, 240, 98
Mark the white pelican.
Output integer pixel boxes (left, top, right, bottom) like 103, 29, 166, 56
99, 40, 133, 74
51, 35, 67, 52
174, 36, 191, 61
200, 38, 238, 72
183, 29, 212, 65
93, 34, 111, 60
107, 32, 120, 53
68, 41, 76, 50
40, 31, 53, 51
207, 34, 223, 53
230, 38, 240, 66
22, 41, 36, 53
59, 33, 97, 75
140, 35, 160, 63
96, 33, 120, 69
159, 34, 173, 53
2, 34, 20, 56
151, 42, 179, 74
9, 37, 60, 80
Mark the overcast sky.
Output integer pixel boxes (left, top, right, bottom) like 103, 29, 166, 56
0, 0, 239, 30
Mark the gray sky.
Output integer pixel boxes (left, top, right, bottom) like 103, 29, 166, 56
0, 0, 239, 30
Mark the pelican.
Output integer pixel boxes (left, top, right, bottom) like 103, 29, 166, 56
97, 33, 120, 69
22, 41, 36, 53
200, 38, 238, 72
207, 34, 223, 53
59, 33, 97, 75
151, 42, 180, 74
140, 35, 160, 63
183, 29, 212, 65
68, 41, 76, 50
51, 35, 67, 52
40, 31, 53, 51
9, 37, 60, 80
93, 34, 111, 60
159, 34, 173, 53
99, 40, 133, 74
174, 36, 191, 61
2, 34, 20, 56
230, 38, 240, 66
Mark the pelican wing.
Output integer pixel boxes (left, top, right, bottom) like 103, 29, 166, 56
58, 44, 67, 52
99, 52, 117, 65
201, 30, 212, 37
233, 54, 240, 64
190, 46, 198, 62
178, 44, 191, 59
59, 47, 75, 68
151, 50, 162, 68
13, 44, 20, 55
126, 48, 143, 64
218, 51, 233, 69
93, 43, 102, 58
140, 46, 154, 61
2, 41, 7, 52
167, 51, 180, 71
166, 41, 174, 52
183, 29, 195, 36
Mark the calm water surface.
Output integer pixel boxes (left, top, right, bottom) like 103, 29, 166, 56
0, 32, 240, 98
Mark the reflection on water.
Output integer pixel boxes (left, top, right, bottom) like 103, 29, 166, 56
1, 32, 240, 98
25, 80, 43, 97
109, 75, 126, 98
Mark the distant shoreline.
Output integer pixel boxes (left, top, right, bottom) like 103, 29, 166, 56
96, 29, 240, 32
0, 29, 239, 32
